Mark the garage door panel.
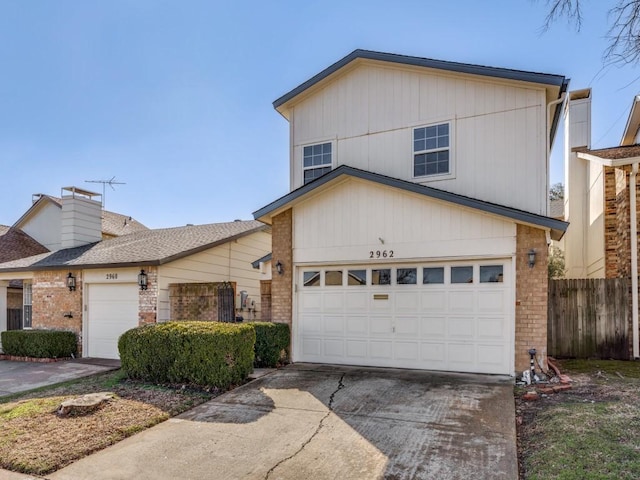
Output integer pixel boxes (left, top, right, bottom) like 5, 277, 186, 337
421, 291, 447, 311
87, 284, 138, 360
346, 340, 368, 358
346, 316, 368, 335
297, 260, 513, 375
421, 316, 446, 338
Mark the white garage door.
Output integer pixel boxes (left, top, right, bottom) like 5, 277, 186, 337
297, 260, 513, 375
86, 283, 139, 359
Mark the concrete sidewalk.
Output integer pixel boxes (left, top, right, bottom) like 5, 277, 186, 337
0, 358, 119, 398
48, 364, 517, 480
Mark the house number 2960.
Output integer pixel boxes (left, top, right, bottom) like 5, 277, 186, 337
369, 250, 394, 259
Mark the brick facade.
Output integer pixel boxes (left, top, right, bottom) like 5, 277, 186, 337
138, 266, 158, 325
260, 280, 272, 321
32, 270, 83, 354
514, 224, 549, 373
270, 209, 293, 326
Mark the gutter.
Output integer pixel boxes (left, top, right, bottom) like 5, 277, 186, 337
631, 163, 639, 359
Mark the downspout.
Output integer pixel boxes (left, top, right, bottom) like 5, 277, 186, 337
631, 162, 639, 359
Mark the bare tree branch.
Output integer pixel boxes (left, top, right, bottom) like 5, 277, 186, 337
605, 1, 640, 64
540, 0, 583, 31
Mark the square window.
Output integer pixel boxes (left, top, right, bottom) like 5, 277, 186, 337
303, 142, 332, 185
397, 268, 417, 285
325, 270, 343, 286
348, 270, 367, 285
423, 267, 444, 284
303, 271, 320, 287
451, 266, 473, 284
480, 265, 504, 283
372, 269, 391, 285
413, 122, 451, 177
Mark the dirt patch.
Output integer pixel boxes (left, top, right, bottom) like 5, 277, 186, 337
516, 360, 640, 480
0, 370, 220, 475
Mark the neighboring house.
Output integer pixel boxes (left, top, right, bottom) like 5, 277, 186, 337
0, 187, 148, 333
563, 89, 640, 358
0, 219, 271, 359
254, 49, 569, 376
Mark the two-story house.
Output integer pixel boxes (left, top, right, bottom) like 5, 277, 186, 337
254, 50, 569, 375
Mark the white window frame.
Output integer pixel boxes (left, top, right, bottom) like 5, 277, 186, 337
412, 121, 454, 181
302, 141, 334, 185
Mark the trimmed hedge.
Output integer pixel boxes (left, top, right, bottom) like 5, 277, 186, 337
118, 321, 255, 388
1, 330, 77, 358
247, 322, 290, 368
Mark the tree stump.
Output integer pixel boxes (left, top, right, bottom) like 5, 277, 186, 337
57, 392, 115, 417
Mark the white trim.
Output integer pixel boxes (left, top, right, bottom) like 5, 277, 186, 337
301, 139, 336, 185
577, 151, 640, 168
412, 120, 456, 182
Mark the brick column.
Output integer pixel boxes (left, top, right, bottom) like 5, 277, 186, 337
139, 266, 158, 325
514, 225, 549, 373
271, 210, 293, 327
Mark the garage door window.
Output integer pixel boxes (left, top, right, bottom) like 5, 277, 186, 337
303, 271, 321, 287
451, 266, 473, 283
372, 269, 391, 285
325, 270, 343, 286
397, 268, 417, 284
480, 265, 504, 283
423, 267, 444, 284
348, 270, 367, 286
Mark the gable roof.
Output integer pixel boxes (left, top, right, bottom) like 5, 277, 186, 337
0, 220, 267, 272
253, 165, 568, 241
13, 194, 148, 236
273, 49, 569, 143
0, 227, 49, 264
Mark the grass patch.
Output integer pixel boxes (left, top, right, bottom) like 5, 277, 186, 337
518, 360, 640, 480
0, 370, 218, 475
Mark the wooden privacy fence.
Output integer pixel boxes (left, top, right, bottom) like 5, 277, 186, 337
548, 278, 629, 359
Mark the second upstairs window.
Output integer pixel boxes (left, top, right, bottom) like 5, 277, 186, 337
303, 142, 332, 184
413, 123, 450, 177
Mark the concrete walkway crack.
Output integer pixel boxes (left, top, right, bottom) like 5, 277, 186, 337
264, 373, 346, 479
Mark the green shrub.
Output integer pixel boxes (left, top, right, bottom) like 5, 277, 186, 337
118, 321, 255, 388
247, 322, 290, 367
1, 330, 77, 358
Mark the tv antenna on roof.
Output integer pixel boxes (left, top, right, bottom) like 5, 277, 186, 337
85, 176, 126, 209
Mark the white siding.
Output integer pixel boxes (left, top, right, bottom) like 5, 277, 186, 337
157, 231, 271, 321
587, 162, 605, 278
290, 63, 548, 214
293, 178, 517, 265
61, 196, 102, 248
20, 202, 62, 251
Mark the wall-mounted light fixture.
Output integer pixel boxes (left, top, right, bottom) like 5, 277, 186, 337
138, 269, 148, 290
275, 261, 284, 275
528, 249, 537, 269
66, 272, 76, 292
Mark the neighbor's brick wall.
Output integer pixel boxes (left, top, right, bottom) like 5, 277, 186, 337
260, 280, 272, 321
271, 209, 292, 327
515, 225, 548, 373
32, 270, 83, 355
139, 266, 158, 325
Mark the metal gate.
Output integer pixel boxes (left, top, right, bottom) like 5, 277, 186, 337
217, 281, 236, 322
7, 309, 22, 330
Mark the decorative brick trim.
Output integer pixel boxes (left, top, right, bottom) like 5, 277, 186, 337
0, 354, 72, 363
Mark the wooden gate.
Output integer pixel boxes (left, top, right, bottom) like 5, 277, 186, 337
548, 278, 629, 359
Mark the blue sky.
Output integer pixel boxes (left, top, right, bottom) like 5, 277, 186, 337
1, 1, 638, 228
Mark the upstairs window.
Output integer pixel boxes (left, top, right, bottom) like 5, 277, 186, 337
413, 123, 450, 177
303, 142, 332, 184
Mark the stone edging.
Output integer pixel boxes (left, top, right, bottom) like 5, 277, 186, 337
0, 354, 72, 363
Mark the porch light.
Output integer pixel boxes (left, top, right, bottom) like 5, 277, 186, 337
528, 249, 537, 269
275, 261, 284, 276
66, 272, 76, 292
138, 269, 148, 290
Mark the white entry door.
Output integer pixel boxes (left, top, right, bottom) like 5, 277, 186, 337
86, 283, 139, 359
296, 260, 513, 374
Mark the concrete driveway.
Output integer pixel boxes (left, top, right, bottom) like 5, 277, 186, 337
49, 363, 517, 480
0, 359, 119, 397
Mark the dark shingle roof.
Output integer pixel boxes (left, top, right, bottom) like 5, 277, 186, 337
253, 165, 569, 241
583, 144, 640, 160
0, 227, 49, 263
0, 220, 267, 272
549, 199, 565, 220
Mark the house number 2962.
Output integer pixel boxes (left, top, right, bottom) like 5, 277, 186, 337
369, 250, 394, 259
